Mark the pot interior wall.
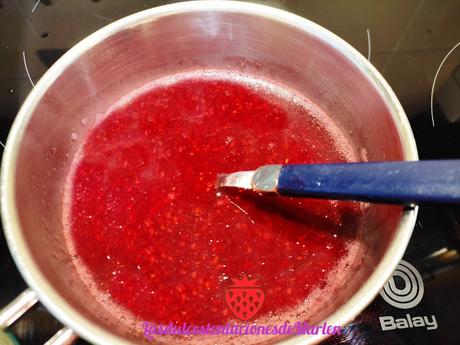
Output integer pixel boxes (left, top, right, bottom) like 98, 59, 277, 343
13, 10, 405, 343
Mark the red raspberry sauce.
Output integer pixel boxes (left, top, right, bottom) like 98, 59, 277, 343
69, 75, 362, 325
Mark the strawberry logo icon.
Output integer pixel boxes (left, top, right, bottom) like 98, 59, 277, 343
225, 274, 265, 321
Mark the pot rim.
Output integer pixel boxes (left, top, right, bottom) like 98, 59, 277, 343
1, 1, 418, 344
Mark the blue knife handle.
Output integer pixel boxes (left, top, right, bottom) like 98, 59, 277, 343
277, 160, 460, 204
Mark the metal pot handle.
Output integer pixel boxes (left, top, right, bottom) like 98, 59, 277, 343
44, 327, 77, 345
0, 288, 77, 345
0, 289, 38, 328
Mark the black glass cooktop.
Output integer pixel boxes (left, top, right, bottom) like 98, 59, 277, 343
0, 1, 459, 344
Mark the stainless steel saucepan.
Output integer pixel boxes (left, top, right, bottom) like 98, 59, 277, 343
1, 1, 417, 344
